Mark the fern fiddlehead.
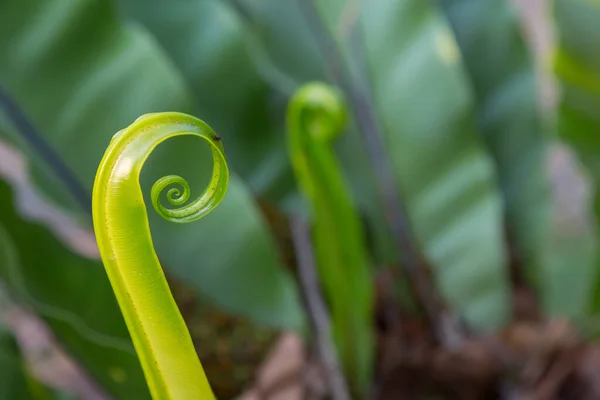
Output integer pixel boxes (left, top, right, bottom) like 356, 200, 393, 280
287, 83, 374, 395
92, 112, 228, 399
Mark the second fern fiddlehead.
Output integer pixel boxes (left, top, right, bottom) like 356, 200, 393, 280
287, 83, 374, 395
92, 112, 228, 399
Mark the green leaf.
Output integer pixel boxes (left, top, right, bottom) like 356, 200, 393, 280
554, 0, 600, 314
438, 0, 551, 293
358, 0, 509, 329
0, 0, 303, 329
0, 182, 150, 398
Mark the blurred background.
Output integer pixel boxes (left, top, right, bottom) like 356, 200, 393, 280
1, 0, 600, 398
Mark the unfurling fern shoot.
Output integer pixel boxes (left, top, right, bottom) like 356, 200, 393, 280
92, 112, 228, 399
287, 83, 374, 395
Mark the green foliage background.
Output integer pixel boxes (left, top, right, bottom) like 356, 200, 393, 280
0, 0, 599, 398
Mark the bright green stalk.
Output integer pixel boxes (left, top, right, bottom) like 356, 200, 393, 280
92, 112, 228, 399
287, 83, 374, 394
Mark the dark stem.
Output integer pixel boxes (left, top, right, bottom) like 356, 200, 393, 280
0, 86, 91, 214
290, 215, 351, 400
505, 225, 540, 322
297, 0, 464, 346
